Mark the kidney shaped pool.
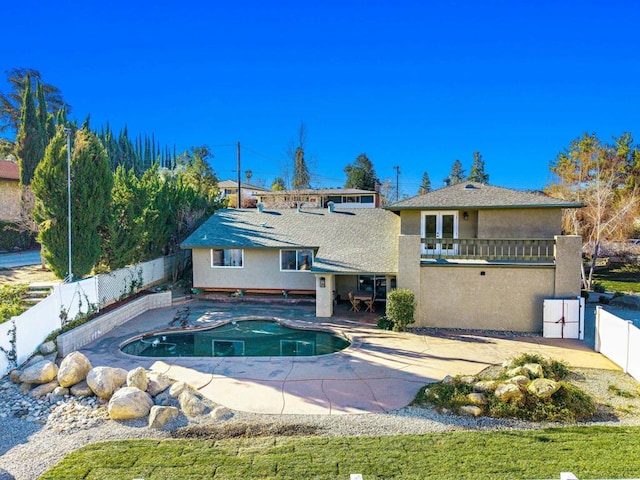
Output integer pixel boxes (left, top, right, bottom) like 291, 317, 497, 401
120, 319, 350, 357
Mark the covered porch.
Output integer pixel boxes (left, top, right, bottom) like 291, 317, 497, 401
314, 272, 396, 318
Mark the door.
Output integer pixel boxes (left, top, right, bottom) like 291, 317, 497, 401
422, 211, 458, 255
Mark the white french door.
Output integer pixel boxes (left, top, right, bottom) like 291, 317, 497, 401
421, 211, 458, 256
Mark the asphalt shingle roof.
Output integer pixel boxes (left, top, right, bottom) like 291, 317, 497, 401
386, 182, 583, 210
181, 207, 400, 274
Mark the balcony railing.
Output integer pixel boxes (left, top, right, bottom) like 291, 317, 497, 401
420, 238, 555, 263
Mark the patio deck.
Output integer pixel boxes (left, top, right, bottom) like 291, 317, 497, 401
76, 298, 619, 415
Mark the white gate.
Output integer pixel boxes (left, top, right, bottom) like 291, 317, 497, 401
543, 298, 585, 339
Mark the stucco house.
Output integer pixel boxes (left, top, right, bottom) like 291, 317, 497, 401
181, 182, 582, 332
0, 158, 21, 222
218, 180, 269, 202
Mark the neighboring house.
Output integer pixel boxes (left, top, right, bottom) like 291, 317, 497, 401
181, 182, 583, 332
256, 188, 381, 209
0, 158, 21, 222
218, 180, 269, 203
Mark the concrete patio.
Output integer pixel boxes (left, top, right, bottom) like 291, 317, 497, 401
77, 299, 620, 415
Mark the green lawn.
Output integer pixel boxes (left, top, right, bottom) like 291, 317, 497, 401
40, 426, 640, 479
593, 263, 640, 293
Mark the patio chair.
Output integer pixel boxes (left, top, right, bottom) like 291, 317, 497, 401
365, 293, 376, 313
349, 292, 360, 312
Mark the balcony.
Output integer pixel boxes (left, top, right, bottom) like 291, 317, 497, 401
420, 238, 555, 263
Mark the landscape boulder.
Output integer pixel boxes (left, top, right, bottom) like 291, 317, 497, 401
20, 360, 58, 384
9, 369, 22, 384
506, 366, 528, 378
87, 366, 128, 399
523, 363, 544, 378
53, 386, 70, 397
29, 380, 60, 398
527, 378, 561, 399
179, 390, 207, 417
58, 351, 93, 387
70, 381, 93, 397
459, 405, 483, 417
466, 393, 487, 406
148, 406, 180, 428
210, 405, 232, 421
494, 383, 524, 403
127, 367, 148, 391
108, 387, 154, 420
509, 375, 531, 386
473, 380, 498, 392
146, 371, 173, 397
169, 381, 192, 398
39, 341, 57, 355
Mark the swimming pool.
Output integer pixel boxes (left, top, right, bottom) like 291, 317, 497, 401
120, 319, 350, 357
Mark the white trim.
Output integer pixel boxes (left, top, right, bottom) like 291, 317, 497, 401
279, 249, 314, 272
420, 211, 459, 255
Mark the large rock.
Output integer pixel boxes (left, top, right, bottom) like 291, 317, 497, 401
210, 406, 232, 421
523, 363, 544, 378
146, 371, 173, 396
53, 386, 70, 397
108, 387, 153, 420
459, 405, 483, 417
29, 380, 59, 398
20, 360, 58, 384
24, 355, 44, 367
148, 406, 180, 428
86, 366, 128, 399
494, 383, 524, 403
473, 380, 498, 392
9, 369, 22, 384
506, 366, 528, 378
466, 393, 487, 406
179, 390, 207, 417
39, 341, 57, 355
127, 367, 148, 391
458, 375, 477, 385
57, 352, 93, 387
509, 375, 531, 386
527, 378, 561, 399
610, 295, 640, 310
169, 381, 192, 398
70, 381, 93, 397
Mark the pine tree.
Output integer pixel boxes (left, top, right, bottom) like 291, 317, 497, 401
14, 74, 46, 185
448, 159, 465, 185
271, 177, 285, 191
419, 171, 431, 194
344, 153, 379, 190
468, 151, 489, 184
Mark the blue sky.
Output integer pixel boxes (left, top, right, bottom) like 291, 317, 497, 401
2, 1, 639, 195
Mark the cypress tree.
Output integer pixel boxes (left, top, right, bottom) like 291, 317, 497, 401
468, 151, 489, 184
31, 129, 71, 279
15, 74, 46, 185
292, 147, 311, 189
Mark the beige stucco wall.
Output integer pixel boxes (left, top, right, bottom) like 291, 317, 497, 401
315, 274, 334, 317
192, 248, 316, 291
0, 179, 21, 221
418, 264, 556, 332
478, 208, 562, 239
554, 235, 582, 297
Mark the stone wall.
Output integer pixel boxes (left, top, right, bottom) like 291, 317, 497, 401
0, 179, 21, 221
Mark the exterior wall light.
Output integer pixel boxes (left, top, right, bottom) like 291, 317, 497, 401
463, 211, 469, 221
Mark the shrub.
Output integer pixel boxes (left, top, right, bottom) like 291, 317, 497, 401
377, 316, 394, 330
599, 295, 610, 305
0, 284, 28, 324
592, 282, 606, 293
508, 353, 569, 380
386, 289, 415, 332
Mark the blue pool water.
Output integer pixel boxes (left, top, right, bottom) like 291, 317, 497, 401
121, 319, 350, 357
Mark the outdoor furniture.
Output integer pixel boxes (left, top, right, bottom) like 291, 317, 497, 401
349, 292, 360, 312
364, 293, 376, 313
352, 291, 374, 312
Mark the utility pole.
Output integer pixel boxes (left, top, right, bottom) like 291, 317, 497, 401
393, 165, 400, 202
236, 141, 241, 208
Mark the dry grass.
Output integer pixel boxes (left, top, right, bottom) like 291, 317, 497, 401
0, 265, 59, 285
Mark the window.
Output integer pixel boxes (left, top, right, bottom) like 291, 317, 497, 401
280, 249, 314, 271
211, 248, 243, 267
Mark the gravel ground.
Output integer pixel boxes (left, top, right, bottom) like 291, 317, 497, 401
1, 366, 639, 480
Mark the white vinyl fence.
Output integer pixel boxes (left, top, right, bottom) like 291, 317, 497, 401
0, 255, 175, 376
595, 306, 640, 381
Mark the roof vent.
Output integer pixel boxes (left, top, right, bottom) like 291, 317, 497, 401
327, 201, 335, 213
296, 202, 301, 213
465, 184, 478, 190
257, 202, 264, 213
